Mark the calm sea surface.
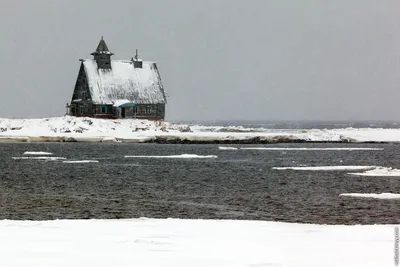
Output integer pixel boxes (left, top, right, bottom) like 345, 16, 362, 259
0, 142, 399, 224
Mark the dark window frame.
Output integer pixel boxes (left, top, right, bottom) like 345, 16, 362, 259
145, 106, 152, 114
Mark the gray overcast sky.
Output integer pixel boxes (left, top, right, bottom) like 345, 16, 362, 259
0, 0, 400, 121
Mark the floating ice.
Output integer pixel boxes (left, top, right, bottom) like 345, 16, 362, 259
62, 160, 99, 164
273, 166, 376, 171
23, 151, 53, 155
125, 154, 218, 159
340, 193, 400, 199
12, 156, 66, 161
218, 146, 238, 150
241, 147, 384, 151
348, 167, 400, 177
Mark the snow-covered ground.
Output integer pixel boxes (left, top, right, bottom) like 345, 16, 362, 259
0, 218, 396, 267
1, 116, 400, 142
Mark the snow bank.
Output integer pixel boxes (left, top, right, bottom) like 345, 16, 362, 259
349, 167, 400, 177
23, 151, 53, 155
1, 116, 400, 143
340, 193, 400, 199
273, 166, 376, 171
125, 154, 218, 159
0, 219, 394, 267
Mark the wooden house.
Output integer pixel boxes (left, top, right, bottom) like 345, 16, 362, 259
68, 37, 166, 120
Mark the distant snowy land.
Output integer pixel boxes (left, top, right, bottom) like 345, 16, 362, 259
0, 116, 400, 143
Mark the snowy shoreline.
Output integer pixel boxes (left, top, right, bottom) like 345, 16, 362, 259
0, 116, 400, 143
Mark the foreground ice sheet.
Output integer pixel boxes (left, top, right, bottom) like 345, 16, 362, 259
340, 193, 400, 199
273, 166, 376, 171
0, 219, 395, 267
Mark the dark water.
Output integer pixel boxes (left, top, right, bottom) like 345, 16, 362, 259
0, 143, 399, 224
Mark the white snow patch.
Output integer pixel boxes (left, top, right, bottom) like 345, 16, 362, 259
241, 147, 384, 151
219, 146, 238, 150
23, 151, 53, 155
0, 219, 394, 267
348, 167, 400, 177
125, 154, 218, 159
62, 160, 99, 164
273, 166, 376, 171
101, 137, 120, 142
340, 193, 400, 199
112, 99, 133, 107
12, 156, 66, 161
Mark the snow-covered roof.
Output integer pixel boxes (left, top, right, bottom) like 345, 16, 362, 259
82, 59, 166, 105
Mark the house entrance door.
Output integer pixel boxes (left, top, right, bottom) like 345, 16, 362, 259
121, 108, 126, 118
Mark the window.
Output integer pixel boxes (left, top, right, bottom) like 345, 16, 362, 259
145, 106, 152, 114
82, 91, 86, 100
101, 106, 107, 113
79, 106, 83, 114
133, 106, 138, 114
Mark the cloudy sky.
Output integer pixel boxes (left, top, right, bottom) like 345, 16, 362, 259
0, 0, 400, 121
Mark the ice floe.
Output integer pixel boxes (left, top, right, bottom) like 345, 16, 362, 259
125, 154, 218, 159
348, 167, 400, 177
62, 160, 99, 164
218, 146, 238, 150
23, 151, 53, 155
273, 166, 376, 171
12, 156, 66, 161
340, 193, 400, 199
240, 147, 384, 151
0, 218, 395, 267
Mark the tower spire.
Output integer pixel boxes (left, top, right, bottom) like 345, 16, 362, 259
91, 36, 113, 55
91, 37, 113, 69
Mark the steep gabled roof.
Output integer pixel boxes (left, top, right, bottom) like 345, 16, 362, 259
91, 37, 114, 55
82, 59, 166, 105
